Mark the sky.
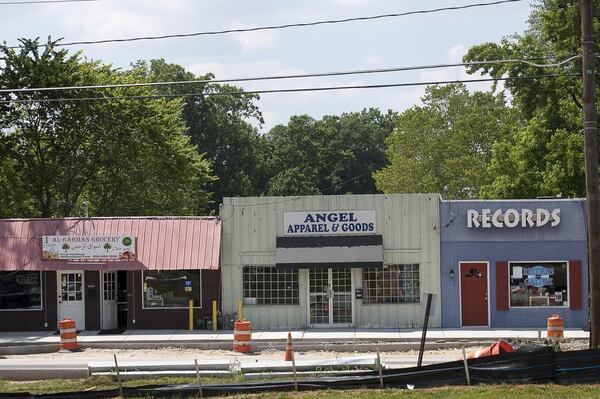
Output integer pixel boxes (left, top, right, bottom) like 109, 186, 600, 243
0, 0, 536, 132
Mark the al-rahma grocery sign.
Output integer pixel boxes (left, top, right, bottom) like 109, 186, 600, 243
42, 235, 136, 260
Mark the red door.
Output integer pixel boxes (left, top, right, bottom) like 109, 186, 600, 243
460, 262, 488, 326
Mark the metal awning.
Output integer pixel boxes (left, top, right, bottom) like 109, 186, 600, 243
0, 217, 221, 271
275, 235, 383, 269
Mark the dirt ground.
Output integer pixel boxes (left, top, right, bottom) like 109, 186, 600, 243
3, 338, 589, 360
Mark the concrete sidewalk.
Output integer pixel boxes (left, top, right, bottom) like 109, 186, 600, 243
0, 328, 588, 349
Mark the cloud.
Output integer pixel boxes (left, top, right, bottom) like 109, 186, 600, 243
230, 26, 278, 53
364, 54, 385, 67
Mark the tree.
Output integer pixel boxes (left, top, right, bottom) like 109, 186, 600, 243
463, 0, 597, 198
0, 38, 215, 217
264, 109, 395, 196
374, 84, 516, 198
131, 59, 267, 210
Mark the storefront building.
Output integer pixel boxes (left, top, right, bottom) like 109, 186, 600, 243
220, 194, 441, 329
440, 199, 588, 329
0, 217, 221, 331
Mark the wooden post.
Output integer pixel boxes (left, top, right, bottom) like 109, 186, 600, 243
195, 358, 203, 398
462, 347, 471, 386
212, 300, 217, 331
376, 349, 384, 389
291, 351, 298, 391
238, 299, 243, 321
113, 354, 123, 398
189, 299, 194, 331
581, 0, 600, 350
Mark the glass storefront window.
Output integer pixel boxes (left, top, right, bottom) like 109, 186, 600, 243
509, 261, 568, 307
0, 271, 42, 310
243, 266, 299, 305
362, 264, 420, 304
142, 270, 201, 308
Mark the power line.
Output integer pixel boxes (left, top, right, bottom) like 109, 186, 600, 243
0, 73, 580, 104
0, 55, 579, 94
6, 0, 526, 49
0, 0, 97, 4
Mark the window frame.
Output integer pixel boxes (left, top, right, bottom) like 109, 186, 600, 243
242, 266, 300, 306
141, 270, 203, 310
361, 264, 421, 305
0, 271, 43, 312
507, 260, 570, 309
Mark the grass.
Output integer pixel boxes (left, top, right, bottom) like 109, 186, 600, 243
1, 378, 599, 399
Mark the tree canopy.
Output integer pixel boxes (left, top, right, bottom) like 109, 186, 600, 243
374, 84, 516, 198
0, 38, 214, 218
463, 0, 595, 198
264, 109, 395, 196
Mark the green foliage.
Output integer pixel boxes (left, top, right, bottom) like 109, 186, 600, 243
264, 109, 395, 196
374, 84, 515, 198
0, 38, 214, 218
463, 0, 598, 198
132, 59, 267, 210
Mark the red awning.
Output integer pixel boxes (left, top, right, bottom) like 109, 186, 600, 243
0, 217, 221, 271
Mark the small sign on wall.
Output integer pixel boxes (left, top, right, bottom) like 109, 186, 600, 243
355, 288, 363, 299
184, 280, 192, 292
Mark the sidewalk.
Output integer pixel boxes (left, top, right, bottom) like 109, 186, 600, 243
0, 328, 589, 347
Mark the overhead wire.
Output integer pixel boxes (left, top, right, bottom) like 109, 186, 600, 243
0, 55, 580, 94
5, 0, 526, 49
0, 0, 97, 4
0, 73, 581, 104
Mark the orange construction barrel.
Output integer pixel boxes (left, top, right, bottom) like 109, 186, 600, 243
233, 320, 252, 353
547, 314, 564, 340
59, 318, 79, 351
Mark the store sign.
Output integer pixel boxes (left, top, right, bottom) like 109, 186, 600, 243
284, 210, 376, 235
467, 208, 560, 228
42, 235, 136, 260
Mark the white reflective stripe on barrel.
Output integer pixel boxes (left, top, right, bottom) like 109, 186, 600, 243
233, 340, 251, 346
60, 328, 77, 334
61, 338, 78, 343
547, 326, 564, 331
233, 330, 251, 336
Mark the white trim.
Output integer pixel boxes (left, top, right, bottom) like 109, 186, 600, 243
440, 198, 584, 203
141, 270, 203, 310
459, 261, 490, 328
0, 271, 43, 312
507, 260, 570, 309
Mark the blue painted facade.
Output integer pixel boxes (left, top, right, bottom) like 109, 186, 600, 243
440, 199, 589, 329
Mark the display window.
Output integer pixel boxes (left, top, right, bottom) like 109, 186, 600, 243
142, 270, 201, 308
509, 261, 568, 307
362, 264, 420, 304
243, 266, 299, 305
0, 271, 42, 310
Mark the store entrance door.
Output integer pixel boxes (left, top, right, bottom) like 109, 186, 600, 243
308, 268, 353, 327
460, 262, 489, 326
101, 271, 118, 330
57, 271, 85, 330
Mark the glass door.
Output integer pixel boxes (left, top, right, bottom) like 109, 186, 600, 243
57, 271, 85, 330
309, 268, 353, 327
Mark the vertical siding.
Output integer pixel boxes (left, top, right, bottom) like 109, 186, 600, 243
220, 194, 441, 329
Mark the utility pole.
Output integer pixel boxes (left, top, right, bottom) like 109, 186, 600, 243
580, 0, 600, 349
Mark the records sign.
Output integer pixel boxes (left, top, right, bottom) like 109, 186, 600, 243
42, 235, 136, 260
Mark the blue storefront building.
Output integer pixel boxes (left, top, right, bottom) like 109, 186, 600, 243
440, 199, 589, 329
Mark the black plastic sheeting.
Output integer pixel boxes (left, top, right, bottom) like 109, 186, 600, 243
2, 347, 600, 399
